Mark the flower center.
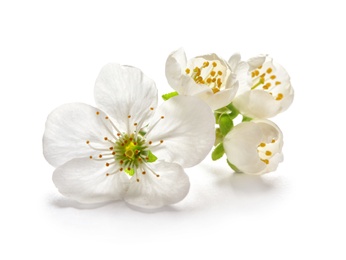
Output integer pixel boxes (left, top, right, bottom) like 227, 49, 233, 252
257, 139, 276, 165
185, 60, 225, 94
251, 65, 284, 101
86, 109, 164, 181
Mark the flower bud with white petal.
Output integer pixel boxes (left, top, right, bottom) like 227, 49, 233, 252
231, 55, 294, 119
165, 48, 239, 110
223, 119, 283, 175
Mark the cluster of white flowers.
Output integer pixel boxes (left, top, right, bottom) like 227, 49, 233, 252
165, 49, 294, 176
43, 49, 293, 209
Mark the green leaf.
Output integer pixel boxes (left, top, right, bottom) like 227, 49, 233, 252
162, 91, 179, 101
219, 113, 234, 136
226, 159, 242, 173
212, 143, 224, 161
147, 150, 158, 163
125, 167, 135, 176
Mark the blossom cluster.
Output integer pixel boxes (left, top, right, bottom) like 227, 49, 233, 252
165, 49, 293, 175
43, 49, 293, 209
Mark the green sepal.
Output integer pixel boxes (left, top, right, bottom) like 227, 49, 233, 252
214, 128, 223, 146
225, 103, 239, 120
125, 168, 135, 176
147, 150, 158, 163
242, 116, 253, 122
212, 143, 224, 161
226, 159, 242, 173
219, 113, 234, 136
162, 91, 179, 101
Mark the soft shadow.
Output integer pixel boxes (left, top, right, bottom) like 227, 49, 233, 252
126, 203, 181, 214
49, 195, 116, 210
215, 172, 280, 196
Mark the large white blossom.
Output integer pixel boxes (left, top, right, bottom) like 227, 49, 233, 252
165, 48, 239, 110
43, 64, 215, 209
223, 119, 283, 175
230, 55, 294, 119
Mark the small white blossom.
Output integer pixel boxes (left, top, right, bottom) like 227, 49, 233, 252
230, 55, 294, 119
165, 48, 239, 110
43, 64, 215, 209
223, 119, 283, 175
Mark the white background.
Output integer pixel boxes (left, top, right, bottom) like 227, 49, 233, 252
1, 0, 345, 259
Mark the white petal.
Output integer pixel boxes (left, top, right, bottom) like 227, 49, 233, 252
165, 48, 187, 92
233, 90, 281, 118
202, 81, 239, 110
247, 54, 267, 71
94, 64, 158, 134
228, 53, 241, 71
124, 162, 189, 209
224, 122, 266, 174
43, 103, 113, 167
146, 95, 215, 168
53, 158, 129, 204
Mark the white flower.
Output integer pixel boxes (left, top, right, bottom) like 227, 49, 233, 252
43, 64, 215, 209
230, 55, 294, 119
223, 119, 283, 175
165, 48, 239, 110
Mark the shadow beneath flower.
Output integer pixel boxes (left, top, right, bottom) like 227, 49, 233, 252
49, 196, 116, 210
225, 173, 276, 195
126, 203, 180, 213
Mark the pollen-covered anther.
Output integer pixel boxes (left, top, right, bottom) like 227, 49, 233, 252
149, 141, 152, 145
261, 159, 270, 164
117, 133, 121, 136
105, 116, 109, 120
161, 116, 165, 119
259, 143, 266, 147
86, 140, 90, 144
270, 75, 276, 80
105, 163, 110, 167
185, 68, 190, 74
128, 115, 131, 118
89, 156, 92, 159
104, 137, 108, 141
150, 107, 154, 111
266, 68, 273, 74
265, 151, 272, 156
263, 83, 271, 90
271, 139, 276, 143
136, 179, 140, 182
99, 154, 103, 158
134, 123, 138, 126
96, 111, 100, 115
160, 140, 164, 144
142, 171, 146, 175
120, 168, 123, 171
276, 93, 284, 100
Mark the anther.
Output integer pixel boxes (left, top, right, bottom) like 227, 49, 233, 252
212, 62, 217, 67
142, 171, 146, 175
149, 141, 152, 145
261, 159, 269, 164
99, 154, 103, 158
276, 93, 284, 100
270, 75, 276, 80
96, 111, 100, 115
156, 175, 160, 178
275, 81, 281, 85
112, 151, 116, 155
203, 61, 209, 67
136, 179, 140, 182
89, 156, 93, 159
120, 168, 123, 171
217, 71, 222, 75
161, 116, 164, 119
117, 133, 121, 136
109, 147, 113, 150
210, 71, 216, 77
150, 107, 154, 110
266, 68, 273, 74
185, 68, 190, 74
86, 140, 90, 144
105, 163, 110, 167
128, 115, 131, 118
120, 160, 124, 164
106, 173, 110, 176
259, 143, 266, 147
105, 116, 109, 119
160, 140, 164, 144
104, 137, 108, 141
265, 151, 272, 156
127, 167, 131, 171
271, 139, 276, 143
134, 123, 138, 126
